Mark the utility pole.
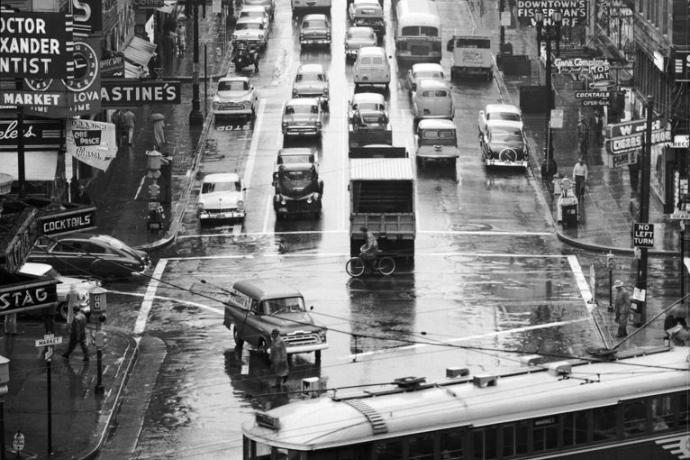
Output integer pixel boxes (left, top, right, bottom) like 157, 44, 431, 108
189, 0, 204, 126
635, 95, 653, 326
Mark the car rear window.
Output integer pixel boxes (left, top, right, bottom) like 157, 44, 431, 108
372, 57, 383, 64
488, 112, 521, 122
219, 80, 247, 91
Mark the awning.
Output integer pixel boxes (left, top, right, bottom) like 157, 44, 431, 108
124, 61, 141, 78
123, 36, 158, 67
0, 151, 59, 181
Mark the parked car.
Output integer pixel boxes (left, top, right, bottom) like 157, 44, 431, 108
406, 62, 446, 95
292, 63, 329, 110
238, 4, 271, 29
478, 103, 523, 137
344, 26, 377, 61
411, 78, 454, 127
232, 16, 269, 50
353, 46, 390, 91
28, 234, 150, 280
299, 14, 331, 49
18, 262, 101, 321
197, 173, 247, 223
348, 91, 387, 123
281, 98, 324, 139
479, 120, 529, 168
212, 76, 257, 122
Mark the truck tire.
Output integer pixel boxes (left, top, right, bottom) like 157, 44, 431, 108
315, 349, 322, 365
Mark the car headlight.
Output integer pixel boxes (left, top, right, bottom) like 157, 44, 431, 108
258, 34, 264, 40
282, 121, 288, 129
281, 198, 287, 205
292, 89, 298, 97
318, 330, 327, 342
306, 196, 313, 204
323, 87, 329, 95
197, 202, 205, 211
243, 101, 251, 108
316, 121, 322, 129
237, 200, 245, 209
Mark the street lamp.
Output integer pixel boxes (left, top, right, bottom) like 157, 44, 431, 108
606, 251, 615, 311
535, 10, 562, 179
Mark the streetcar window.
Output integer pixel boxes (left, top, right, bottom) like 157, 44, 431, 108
592, 406, 617, 442
678, 391, 690, 428
501, 422, 528, 456
651, 396, 673, 432
562, 410, 589, 446
408, 433, 434, 460
532, 417, 558, 451
471, 427, 497, 459
373, 440, 403, 460
623, 400, 648, 437
439, 429, 464, 459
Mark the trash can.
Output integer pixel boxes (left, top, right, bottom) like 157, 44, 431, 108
561, 201, 578, 228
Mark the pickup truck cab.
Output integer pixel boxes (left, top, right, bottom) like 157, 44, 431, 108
411, 79, 454, 127
414, 119, 460, 168
282, 98, 324, 139
223, 279, 328, 361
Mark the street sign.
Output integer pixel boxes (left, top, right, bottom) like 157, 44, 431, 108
549, 109, 563, 129
35, 334, 63, 347
12, 431, 25, 452
633, 223, 655, 248
607, 150, 637, 168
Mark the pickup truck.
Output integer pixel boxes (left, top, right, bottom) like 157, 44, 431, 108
348, 109, 392, 149
349, 146, 415, 260
273, 148, 324, 219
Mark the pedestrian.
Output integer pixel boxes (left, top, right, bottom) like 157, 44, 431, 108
66, 284, 80, 325
122, 109, 136, 145
152, 117, 166, 151
148, 53, 160, 79
613, 280, 631, 338
111, 109, 123, 147
62, 307, 89, 361
3, 313, 18, 335
572, 157, 588, 201
176, 20, 187, 57
270, 329, 288, 388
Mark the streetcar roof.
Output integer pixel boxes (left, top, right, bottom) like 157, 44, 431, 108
243, 347, 690, 450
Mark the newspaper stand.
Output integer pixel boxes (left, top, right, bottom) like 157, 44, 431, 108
556, 178, 578, 228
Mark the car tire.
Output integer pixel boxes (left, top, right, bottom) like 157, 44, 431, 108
57, 302, 69, 322
233, 325, 244, 348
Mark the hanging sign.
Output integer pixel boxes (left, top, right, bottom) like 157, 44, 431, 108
516, 0, 587, 27
0, 11, 74, 78
66, 119, 117, 171
672, 50, 690, 82
0, 279, 58, 315
100, 55, 125, 77
554, 57, 610, 81
0, 119, 63, 150
39, 206, 97, 236
100, 79, 182, 106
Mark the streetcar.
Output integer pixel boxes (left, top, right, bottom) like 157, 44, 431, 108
393, 0, 442, 63
242, 345, 689, 459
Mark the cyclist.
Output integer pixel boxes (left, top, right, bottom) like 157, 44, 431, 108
359, 226, 379, 272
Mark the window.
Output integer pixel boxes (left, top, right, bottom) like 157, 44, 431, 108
262, 296, 306, 315
592, 406, 617, 442
563, 411, 589, 445
623, 400, 648, 437
372, 57, 383, 65
54, 241, 81, 253
472, 427, 497, 459
532, 417, 558, 451
434, 90, 448, 97
360, 57, 371, 64
420, 26, 438, 37
440, 429, 463, 459
409, 433, 434, 460
678, 391, 689, 428
83, 242, 106, 254
501, 423, 529, 457
374, 440, 403, 460
651, 395, 674, 432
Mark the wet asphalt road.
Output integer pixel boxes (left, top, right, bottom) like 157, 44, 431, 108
93, 1, 667, 458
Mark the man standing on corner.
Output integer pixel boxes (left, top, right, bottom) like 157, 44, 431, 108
62, 307, 89, 361
270, 329, 288, 388
613, 280, 631, 338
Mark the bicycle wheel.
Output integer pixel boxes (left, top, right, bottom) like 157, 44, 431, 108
346, 257, 366, 277
376, 256, 396, 276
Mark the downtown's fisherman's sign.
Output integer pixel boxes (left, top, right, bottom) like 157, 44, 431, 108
516, 0, 587, 26
66, 119, 117, 171
0, 11, 74, 78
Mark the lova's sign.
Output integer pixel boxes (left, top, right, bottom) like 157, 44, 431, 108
0, 119, 63, 150
0, 278, 58, 315
633, 223, 655, 248
66, 119, 117, 171
554, 57, 610, 81
0, 11, 74, 78
101, 79, 182, 106
38, 206, 97, 236
516, 0, 587, 26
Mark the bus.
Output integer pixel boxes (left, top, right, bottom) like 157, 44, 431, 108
447, 35, 493, 80
242, 345, 690, 459
394, 0, 442, 63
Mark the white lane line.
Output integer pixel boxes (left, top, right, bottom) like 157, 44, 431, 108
567, 254, 594, 311
162, 252, 569, 261
109, 289, 224, 315
262, 192, 273, 235
243, 98, 266, 193
346, 317, 590, 360
133, 176, 146, 201
176, 229, 554, 239
134, 259, 168, 335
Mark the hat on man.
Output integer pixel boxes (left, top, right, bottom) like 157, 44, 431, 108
613, 280, 625, 289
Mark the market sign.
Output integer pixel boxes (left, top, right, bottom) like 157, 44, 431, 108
516, 0, 587, 27
0, 278, 58, 316
672, 49, 690, 82
0, 11, 74, 78
0, 119, 63, 150
101, 79, 182, 106
38, 206, 97, 236
0, 207, 39, 274
554, 57, 610, 81
1, 90, 68, 107
66, 119, 117, 171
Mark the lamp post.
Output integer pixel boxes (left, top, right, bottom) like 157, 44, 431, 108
607, 251, 615, 311
189, 0, 204, 126
535, 10, 562, 179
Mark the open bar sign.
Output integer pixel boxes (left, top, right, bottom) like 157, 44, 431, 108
632, 223, 655, 248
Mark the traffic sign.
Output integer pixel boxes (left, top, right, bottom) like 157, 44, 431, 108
35, 334, 63, 347
12, 431, 25, 452
633, 223, 655, 248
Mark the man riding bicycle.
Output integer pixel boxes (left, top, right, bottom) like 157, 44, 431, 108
359, 226, 379, 271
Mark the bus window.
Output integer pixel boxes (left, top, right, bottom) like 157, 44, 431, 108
439, 429, 464, 459
532, 416, 558, 451
623, 400, 648, 437
472, 427, 497, 459
373, 440, 403, 460
592, 406, 617, 442
408, 433, 434, 460
501, 423, 528, 457
562, 411, 589, 445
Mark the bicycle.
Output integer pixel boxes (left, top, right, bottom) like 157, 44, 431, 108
346, 252, 396, 277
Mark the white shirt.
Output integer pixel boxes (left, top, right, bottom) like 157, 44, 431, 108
573, 162, 588, 180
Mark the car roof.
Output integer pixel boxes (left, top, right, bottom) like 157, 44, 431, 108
19, 262, 52, 277
418, 119, 456, 130
279, 148, 314, 156
485, 103, 521, 114
417, 78, 450, 89
487, 120, 523, 131
286, 97, 320, 105
203, 173, 241, 182
412, 63, 444, 72
232, 279, 303, 301
357, 46, 386, 56
220, 76, 249, 83
237, 16, 264, 24
352, 92, 385, 103
303, 13, 328, 21
297, 63, 325, 73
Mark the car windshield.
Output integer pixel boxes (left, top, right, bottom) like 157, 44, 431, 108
202, 181, 242, 193
359, 112, 386, 125
420, 129, 456, 145
491, 128, 523, 143
240, 11, 263, 19
236, 22, 262, 30
296, 72, 323, 82
355, 6, 382, 17
263, 296, 305, 315
488, 111, 521, 122
347, 29, 374, 40
218, 80, 248, 91
303, 19, 327, 29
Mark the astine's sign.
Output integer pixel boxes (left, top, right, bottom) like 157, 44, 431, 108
554, 57, 610, 81
101, 79, 182, 106
516, 0, 587, 26
0, 11, 74, 78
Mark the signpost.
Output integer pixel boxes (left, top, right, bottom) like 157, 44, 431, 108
34, 333, 59, 457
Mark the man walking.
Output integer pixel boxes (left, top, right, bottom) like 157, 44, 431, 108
613, 280, 631, 338
62, 307, 89, 361
123, 109, 136, 145
270, 329, 288, 388
572, 157, 588, 202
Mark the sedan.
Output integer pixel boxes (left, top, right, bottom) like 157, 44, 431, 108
197, 173, 247, 223
480, 121, 529, 168
232, 17, 269, 50
407, 63, 446, 95
478, 103, 523, 137
344, 26, 377, 60
212, 76, 257, 122
28, 234, 151, 280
